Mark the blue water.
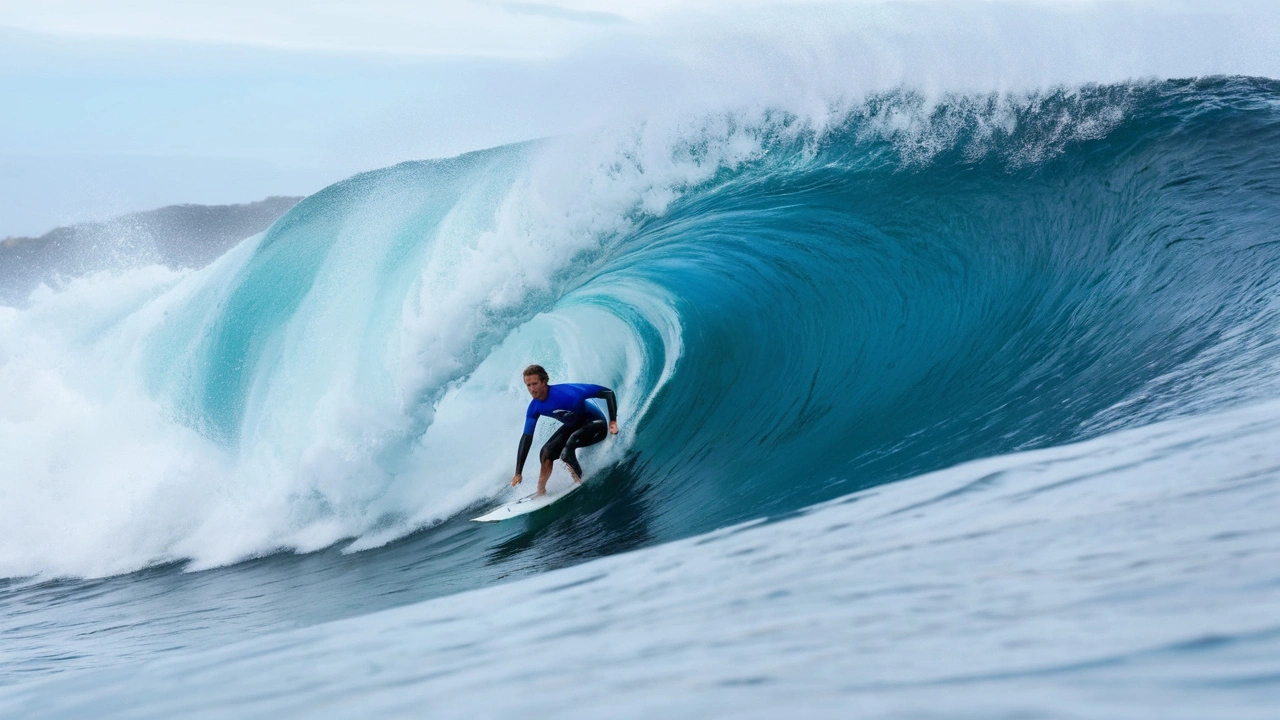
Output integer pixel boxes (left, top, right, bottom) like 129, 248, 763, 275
2, 77, 1279, 716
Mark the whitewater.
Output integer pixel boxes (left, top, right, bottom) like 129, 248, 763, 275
3, 3, 1280, 717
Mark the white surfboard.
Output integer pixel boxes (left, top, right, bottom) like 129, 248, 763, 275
471, 482, 583, 523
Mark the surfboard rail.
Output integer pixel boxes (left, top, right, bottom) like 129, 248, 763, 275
471, 482, 583, 522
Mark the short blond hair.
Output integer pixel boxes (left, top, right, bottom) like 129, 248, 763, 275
522, 364, 549, 383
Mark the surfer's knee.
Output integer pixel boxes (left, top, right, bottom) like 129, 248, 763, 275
561, 453, 584, 478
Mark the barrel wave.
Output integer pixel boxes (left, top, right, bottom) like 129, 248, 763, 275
2, 77, 1280, 590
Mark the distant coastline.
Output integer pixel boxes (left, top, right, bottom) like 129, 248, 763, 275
0, 196, 302, 307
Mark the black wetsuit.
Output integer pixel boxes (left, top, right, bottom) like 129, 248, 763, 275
515, 383, 617, 479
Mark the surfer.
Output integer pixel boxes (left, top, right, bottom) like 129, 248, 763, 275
512, 364, 618, 496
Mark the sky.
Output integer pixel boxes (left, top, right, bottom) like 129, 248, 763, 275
1, 0, 1278, 237
0, 1, 676, 236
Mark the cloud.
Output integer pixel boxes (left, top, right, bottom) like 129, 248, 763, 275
502, 2, 629, 25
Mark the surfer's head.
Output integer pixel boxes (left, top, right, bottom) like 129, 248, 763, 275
523, 364, 550, 401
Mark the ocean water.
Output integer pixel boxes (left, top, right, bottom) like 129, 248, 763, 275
4, 397, 1279, 718
2, 69, 1280, 717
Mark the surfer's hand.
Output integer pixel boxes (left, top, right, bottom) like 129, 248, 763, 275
511, 474, 522, 487
609, 421, 618, 435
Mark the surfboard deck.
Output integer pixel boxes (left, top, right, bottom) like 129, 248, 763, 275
471, 481, 583, 523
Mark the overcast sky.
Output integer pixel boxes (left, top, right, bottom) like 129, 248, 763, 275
0, 1, 681, 236
2, 1, 1278, 237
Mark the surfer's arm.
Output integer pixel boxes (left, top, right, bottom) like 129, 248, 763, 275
588, 387, 617, 421
513, 408, 539, 484
514, 433, 534, 479
592, 387, 618, 433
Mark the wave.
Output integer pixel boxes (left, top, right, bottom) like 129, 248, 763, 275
2, 77, 1280, 578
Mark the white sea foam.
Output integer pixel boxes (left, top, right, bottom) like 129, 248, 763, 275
0, 266, 228, 577
0, 129, 713, 577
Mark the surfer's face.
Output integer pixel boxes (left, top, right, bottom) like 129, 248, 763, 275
524, 373, 549, 401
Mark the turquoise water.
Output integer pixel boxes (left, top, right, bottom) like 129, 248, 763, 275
1, 78, 1279, 716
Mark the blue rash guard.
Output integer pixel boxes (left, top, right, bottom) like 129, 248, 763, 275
523, 383, 610, 435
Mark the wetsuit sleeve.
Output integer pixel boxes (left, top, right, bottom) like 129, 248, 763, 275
515, 433, 533, 475
523, 403, 539, 436
593, 388, 617, 422
516, 403, 539, 474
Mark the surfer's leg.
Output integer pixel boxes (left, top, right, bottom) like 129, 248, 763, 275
561, 418, 608, 482
538, 424, 574, 495
537, 459, 554, 495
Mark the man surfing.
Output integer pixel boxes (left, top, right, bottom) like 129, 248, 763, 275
512, 364, 618, 496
